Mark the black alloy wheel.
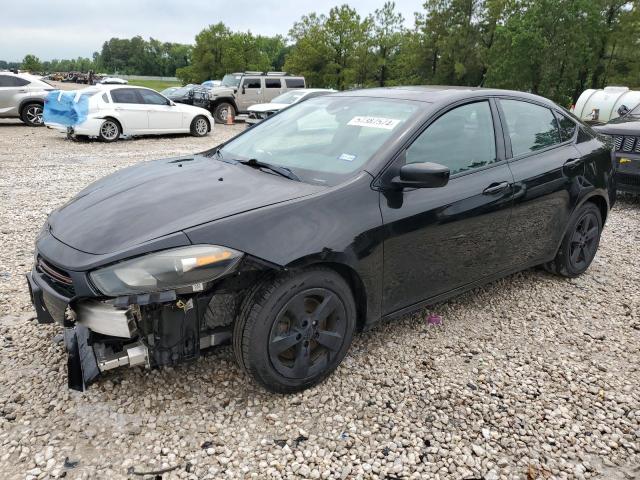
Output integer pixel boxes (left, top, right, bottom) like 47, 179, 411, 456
233, 268, 356, 393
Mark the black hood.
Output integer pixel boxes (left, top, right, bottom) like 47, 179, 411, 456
48, 155, 322, 255
593, 114, 640, 136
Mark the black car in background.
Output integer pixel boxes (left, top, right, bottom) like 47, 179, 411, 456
27, 87, 615, 393
165, 84, 211, 110
593, 104, 640, 193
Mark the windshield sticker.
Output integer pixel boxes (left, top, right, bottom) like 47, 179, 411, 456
338, 153, 357, 162
347, 116, 401, 130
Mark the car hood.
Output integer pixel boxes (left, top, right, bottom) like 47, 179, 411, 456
48, 155, 323, 255
593, 115, 640, 135
248, 103, 288, 113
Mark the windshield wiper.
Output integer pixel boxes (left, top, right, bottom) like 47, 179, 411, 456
237, 158, 300, 181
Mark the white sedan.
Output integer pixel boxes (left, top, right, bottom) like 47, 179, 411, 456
246, 89, 337, 124
43, 85, 214, 142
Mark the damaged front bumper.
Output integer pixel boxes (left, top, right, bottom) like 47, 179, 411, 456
26, 251, 261, 391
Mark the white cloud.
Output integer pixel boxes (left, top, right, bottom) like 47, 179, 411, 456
1, 0, 423, 61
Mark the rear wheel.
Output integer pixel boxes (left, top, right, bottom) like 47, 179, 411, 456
213, 102, 235, 124
98, 119, 120, 142
545, 202, 602, 277
190, 115, 209, 137
234, 268, 356, 393
21, 103, 44, 126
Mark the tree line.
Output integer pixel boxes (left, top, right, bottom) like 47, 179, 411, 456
9, 1, 639, 105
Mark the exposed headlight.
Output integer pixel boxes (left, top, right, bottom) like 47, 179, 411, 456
89, 245, 243, 296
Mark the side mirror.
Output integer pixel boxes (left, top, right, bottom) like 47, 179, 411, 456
391, 162, 450, 189
617, 104, 629, 117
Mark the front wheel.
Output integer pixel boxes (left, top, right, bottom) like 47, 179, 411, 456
21, 103, 44, 126
545, 202, 602, 277
213, 102, 235, 124
234, 268, 356, 393
190, 115, 209, 137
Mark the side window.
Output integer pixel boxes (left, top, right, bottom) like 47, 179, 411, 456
111, 89, 141, 104
138, 89, 169, 105
102, 93, 110, 103
0, 75, 29, 87
406, 101, 497, 175
265, 78, 281, 89
500, 100, 561, 156
0, 75, 11, 87
577, 125, 596, 143
556, 112, 577, 142
12, 77, 30, 86
285, 78, 305, 88
243, 78, 261, 89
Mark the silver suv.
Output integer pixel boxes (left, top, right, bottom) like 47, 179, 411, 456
208, 71, 305, 123
0, 72, 54, 126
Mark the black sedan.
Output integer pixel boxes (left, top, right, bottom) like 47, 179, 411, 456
27, 87, 615, 393
593, 103, 640, 193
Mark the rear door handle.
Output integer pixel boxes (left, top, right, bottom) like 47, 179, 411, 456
564, 158, 582, 168
483, 181, 510, 195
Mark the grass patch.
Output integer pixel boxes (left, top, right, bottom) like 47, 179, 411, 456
126, 79, 183, 92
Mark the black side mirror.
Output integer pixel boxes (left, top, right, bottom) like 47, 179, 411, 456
617, 105, 629, 117
391, 162, 450, 189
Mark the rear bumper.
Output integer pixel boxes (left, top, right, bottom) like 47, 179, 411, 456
46, 117, 103, 136
614, 153, 640, 193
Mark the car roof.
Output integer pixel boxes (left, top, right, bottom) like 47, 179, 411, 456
332, 86, 558, 108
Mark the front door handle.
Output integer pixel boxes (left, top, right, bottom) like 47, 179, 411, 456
483, 181, 510, 195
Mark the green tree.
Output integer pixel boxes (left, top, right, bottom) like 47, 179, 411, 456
22, 54, 42, 73
371, 2, 405, 86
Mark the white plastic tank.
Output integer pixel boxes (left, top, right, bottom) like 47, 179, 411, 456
572, 86, 640, 123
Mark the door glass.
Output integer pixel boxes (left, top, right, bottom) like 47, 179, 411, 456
0, 75, 29, 87
111, 89, 141, 104
285, 78, 305, 88
265, 78, 281, 89
0, 75, 11, 87
405, 101, 497, 175
243, 78, 261, 89
500, 100, 561, 156
139, 89, 169, 105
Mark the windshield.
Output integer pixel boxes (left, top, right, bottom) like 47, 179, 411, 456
271, 90, 308, 105
217, 96, 420, 186
221, 74, 242, 87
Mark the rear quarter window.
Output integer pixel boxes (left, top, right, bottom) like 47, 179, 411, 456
285, 78, 305, 88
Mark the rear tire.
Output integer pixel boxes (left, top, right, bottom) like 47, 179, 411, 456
21, 102, 44, 126
98, 119, 121, 142
214, 102, 235, 124
233, 268, 356, 393
545, 202, 602, 277
190, 115, 209, 137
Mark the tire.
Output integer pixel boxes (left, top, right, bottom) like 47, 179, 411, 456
98, 118, 121, 142
234, 268, 356, 393
545, 202, 602, 277
190, 115, 209, 137
213, 102, 235, 124
21, 102, 44, 126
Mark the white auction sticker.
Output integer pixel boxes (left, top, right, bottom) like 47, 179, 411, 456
347, 116, 401, 130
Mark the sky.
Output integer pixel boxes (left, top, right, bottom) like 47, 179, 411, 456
1, 0, 424, 61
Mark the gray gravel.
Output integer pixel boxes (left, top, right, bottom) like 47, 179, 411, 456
1, 118, 639, 479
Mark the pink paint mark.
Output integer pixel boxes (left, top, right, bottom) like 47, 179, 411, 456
427, 314, 443, 326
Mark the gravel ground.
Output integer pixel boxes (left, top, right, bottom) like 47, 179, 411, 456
0, 119, 639, 480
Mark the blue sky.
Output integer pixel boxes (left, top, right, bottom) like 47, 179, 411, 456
1, 0, 424, 61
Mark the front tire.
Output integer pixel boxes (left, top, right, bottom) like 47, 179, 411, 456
545, 202, 602, 277
234, 268, 356, 393
190, 115, 209, 137
213, 102, 235, 124
21, 102, 44, 126
98, 119, 121, 142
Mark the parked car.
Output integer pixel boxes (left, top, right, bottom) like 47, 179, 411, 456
202, 80, 222, 88
27, 87, 614, 392
207, 71, 306, 123
246, 88, 337, 124
99, 77, 128, 85
0, 71, 54, 126
165, 84, 211, 110
43, 85, 213, 141
593, 103, 640, 193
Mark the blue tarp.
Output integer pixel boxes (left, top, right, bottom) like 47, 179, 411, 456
43, 90, 90, 127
